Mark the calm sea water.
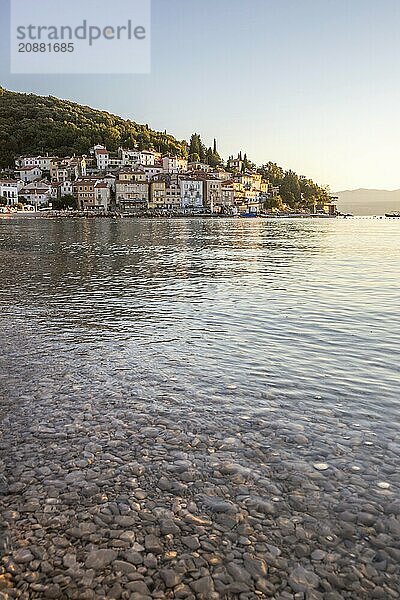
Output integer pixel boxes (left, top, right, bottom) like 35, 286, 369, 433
0, 216, 399, 432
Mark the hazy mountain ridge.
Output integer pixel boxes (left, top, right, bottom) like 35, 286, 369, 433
335, 188, 400, 215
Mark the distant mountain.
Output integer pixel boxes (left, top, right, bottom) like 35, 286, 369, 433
335, 188, 400, 215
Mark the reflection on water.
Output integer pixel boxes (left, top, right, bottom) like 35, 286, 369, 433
1, 216, 400, 427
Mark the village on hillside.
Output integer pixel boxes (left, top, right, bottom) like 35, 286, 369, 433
0, 144, 337, 217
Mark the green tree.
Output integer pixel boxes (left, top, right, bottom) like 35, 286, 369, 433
51, 194, 77, 210
258, 162, 285, 186
280, 170, 302, 208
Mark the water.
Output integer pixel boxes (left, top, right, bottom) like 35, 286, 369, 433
1, 216, 400, 597
1, 216, 399, 424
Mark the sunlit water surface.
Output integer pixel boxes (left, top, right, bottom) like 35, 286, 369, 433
0, 216, 399, 447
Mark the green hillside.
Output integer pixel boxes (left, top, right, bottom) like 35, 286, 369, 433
0, 87, 187, 168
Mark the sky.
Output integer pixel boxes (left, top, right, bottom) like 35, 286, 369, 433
1, 0, 400, 191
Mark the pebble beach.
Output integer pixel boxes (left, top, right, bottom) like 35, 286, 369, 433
1, 217, 400, 599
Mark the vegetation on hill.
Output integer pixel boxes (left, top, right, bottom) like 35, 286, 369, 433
0, 87, 187, 168
258, 162, 330, 209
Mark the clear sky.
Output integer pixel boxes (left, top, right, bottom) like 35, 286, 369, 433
1, 0, 400, 191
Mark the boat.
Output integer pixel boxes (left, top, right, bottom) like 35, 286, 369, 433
240, 212, 258, 218
385, 212, 400, 218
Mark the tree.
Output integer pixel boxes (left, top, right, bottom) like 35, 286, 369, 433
258, 162, 284, 186
205, 143, 222, 168
188, 133, 206, 163
51, 194, 77, 210
280, 170, 302, 208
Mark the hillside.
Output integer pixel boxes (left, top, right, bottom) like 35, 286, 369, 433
335, 189, 400, 215
0, 87, 187, 168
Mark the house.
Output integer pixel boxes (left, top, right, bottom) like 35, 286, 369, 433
164, 175, 182, 210
227, 155, 243, 173
49, 156, 87, 182
149, 180, 167, 210
119, 148, 141, 165
73, 177, 112, 210
139, 150, 156, 166
115, 170, 149, 211
0, 180, 18, 205
221, 181, 235, 212
107, 157, 124, 169
102, 174, 116, 192
203, 178, 222, 212
19, 181, 52, 207
15, 166, 43, 183
180, 178, 203, 210
142, 165, 164, 181
210, 168, 231, 181
314, 197, 337, 216
187, 162, 212, 173
94, 147, 110, 171
75, 179, 96, 210
162, 156, 188, 174
94, 182, 111, 210
69, 156, 87, 178
15, 155, 56, 171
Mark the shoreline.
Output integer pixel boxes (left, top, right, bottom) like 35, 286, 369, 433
2, 211, 338, 221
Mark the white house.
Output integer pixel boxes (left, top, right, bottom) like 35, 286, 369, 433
15, 166, 43, 183
94, 147, 110, 170
119, 148, 141, 165
102, 173, 116, 192
139, 151, 156, 166
0, 180, 19, 205
180, 178, 203, 210
19, 181, 52, 207
60, 180, 74, 196
15, 155, 56, 171
162, 156, 188, 173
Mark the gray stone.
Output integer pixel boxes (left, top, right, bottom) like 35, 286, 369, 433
160, 568, 182, 588
190, 576, 215, 596
113, 560, 136, 574
85, 549, 117, 570
311, 549, 326, 561
289, 565, 320, 592
182, 535, 200, 550
123, 550, 143, 565
243, 554, 268, 579
144, 534, 162, 554
13, 549, 33, 564
44, 584, 61, 598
